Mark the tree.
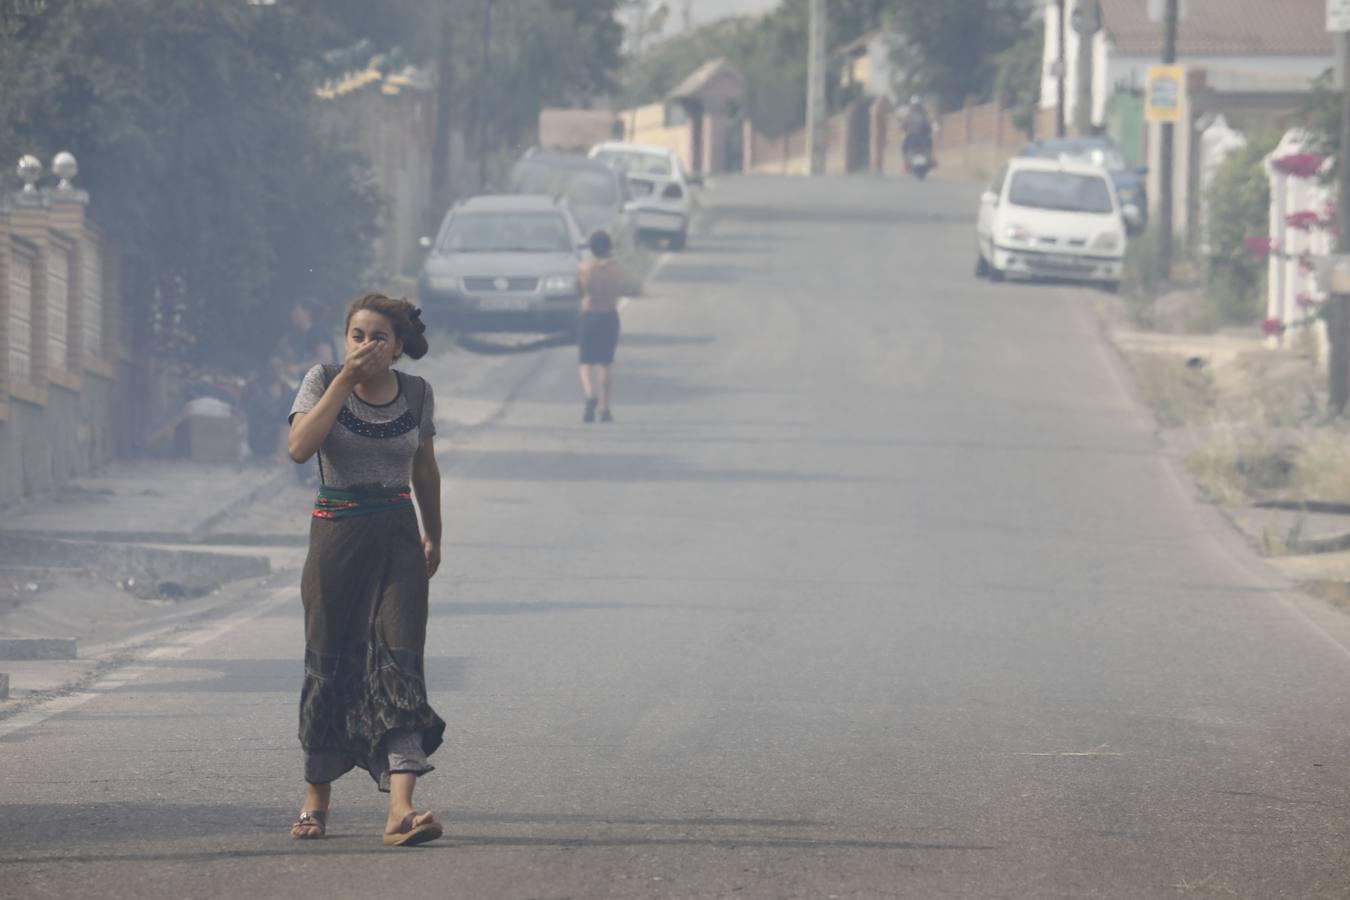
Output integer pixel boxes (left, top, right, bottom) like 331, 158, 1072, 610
0, 0, 380, 372
888, 0, 1034, 111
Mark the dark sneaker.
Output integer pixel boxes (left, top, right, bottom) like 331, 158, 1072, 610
599, 409, 614, 423
583, 398, 598, 423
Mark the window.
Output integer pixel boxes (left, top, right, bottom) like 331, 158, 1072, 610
1008, 171, 1115, 214
83, 239, 103, 359
9, 247, 34, 385
439, 211, 574, 253
48, 243, 72, 373
595, 151, 673, 177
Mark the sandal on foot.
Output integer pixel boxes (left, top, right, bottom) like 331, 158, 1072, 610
291, 810, 327, 840
383, 810, 442, 847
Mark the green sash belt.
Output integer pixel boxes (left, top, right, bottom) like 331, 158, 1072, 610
312, 485, 413, 520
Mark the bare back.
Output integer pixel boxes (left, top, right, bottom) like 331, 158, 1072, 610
578, 257, 624, 313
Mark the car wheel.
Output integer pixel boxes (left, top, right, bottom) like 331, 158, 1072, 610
975, 254, 990, 278
1101, 280, 1121, 295
669, 230, 687, 251
988, 265, 1006, 283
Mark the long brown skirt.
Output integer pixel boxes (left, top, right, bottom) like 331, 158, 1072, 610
299, 505, 445, 791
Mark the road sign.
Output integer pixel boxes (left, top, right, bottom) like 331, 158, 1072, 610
1331, 0, 1350, 31
1145, 65, 1184, 124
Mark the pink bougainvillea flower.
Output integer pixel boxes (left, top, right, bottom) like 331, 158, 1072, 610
1261, 317, 1287, 337
1245, 236, 1274, 259
1273, 153, 1327, 179
1286, 210, 1323, 231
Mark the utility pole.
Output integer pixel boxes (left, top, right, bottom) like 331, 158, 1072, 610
1331, 29, 1350, 413
1072, 0, 1100, 136
428, 0, 455, 233
1055, 0, 1067, 137
1156, 0, 1178, 281
805, 0, 828, 174
475, 0, 492, 191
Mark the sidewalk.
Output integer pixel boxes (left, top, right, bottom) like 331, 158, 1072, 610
0, 336, 555, 710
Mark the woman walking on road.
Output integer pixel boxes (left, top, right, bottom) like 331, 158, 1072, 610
576, 230, 624, 423
286, 293, 446, 847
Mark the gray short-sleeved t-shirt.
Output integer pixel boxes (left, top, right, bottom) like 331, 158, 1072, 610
289, 365, 436, 491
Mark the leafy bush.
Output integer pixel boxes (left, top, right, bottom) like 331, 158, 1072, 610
1205, 133, 1280, 326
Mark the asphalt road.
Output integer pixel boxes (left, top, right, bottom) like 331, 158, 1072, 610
5, 175, 1350, 899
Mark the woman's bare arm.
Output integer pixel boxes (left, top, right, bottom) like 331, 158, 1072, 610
287, 342, 382, 463
412, 438, 442, 576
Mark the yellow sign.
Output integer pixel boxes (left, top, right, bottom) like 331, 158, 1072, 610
1146, 65, 1184, 124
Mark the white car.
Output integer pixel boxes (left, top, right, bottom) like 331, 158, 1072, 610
589, 142, 695, 250
976, 157, 1128, 290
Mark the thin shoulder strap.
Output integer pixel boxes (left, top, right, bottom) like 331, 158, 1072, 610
401, 371, 428, 426
314, 364, 342, 487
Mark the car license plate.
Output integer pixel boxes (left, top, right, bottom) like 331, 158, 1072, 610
477, 296, 532, 312
1045, 254, 1078, 268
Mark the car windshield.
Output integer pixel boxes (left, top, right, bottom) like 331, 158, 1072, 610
439, 211, 573, 253
595, 150, 673, 177
1008, 171, 1115, 214
511, 161, 619, 207
1055, 146, 1127, 171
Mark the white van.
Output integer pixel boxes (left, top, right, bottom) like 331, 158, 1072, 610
975, 157, 1128, 291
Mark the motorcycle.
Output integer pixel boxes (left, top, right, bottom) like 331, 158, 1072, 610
906, 149, 935, 180
902, 134, 936, 181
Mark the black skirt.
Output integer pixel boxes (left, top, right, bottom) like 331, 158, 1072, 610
299, 505, 445, 790
577, 311, 620, 365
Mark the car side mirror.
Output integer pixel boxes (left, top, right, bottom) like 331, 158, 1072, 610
1122, 203, 1143, 229
418, 236, 433, 250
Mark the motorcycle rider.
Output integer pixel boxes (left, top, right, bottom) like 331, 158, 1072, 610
900, 95, 934, 163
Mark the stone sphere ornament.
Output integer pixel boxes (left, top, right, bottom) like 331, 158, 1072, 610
52, 151, 78, 189
17, 154, 42, 192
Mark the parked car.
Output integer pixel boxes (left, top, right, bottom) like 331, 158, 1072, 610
588, 142, 695, 249
416, 195, 586, 334
507, 150, 638, 252
1019, 136, 1148, 233
975, 157, 1127, 291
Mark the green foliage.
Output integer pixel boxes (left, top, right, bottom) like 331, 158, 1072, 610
625, 0, 1034, 136
0, 0, 381, 372
470, 0, 625, 152
889, 0, 1034, 111
0, 0, 625, 370
1206, 133, 1281, 326
992, 23, 1043, 134
1292, 71, 1341, 181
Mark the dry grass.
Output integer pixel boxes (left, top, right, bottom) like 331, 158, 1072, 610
1124, 352, 1216, 428
1122, 318, 1349, 507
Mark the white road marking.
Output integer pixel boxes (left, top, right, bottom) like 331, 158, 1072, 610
1013, 745, 1123, 758
0, 586, 297, 740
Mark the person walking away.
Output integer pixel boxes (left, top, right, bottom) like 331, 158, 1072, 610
576, 230, 624, 423
286, 293, 446, 847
